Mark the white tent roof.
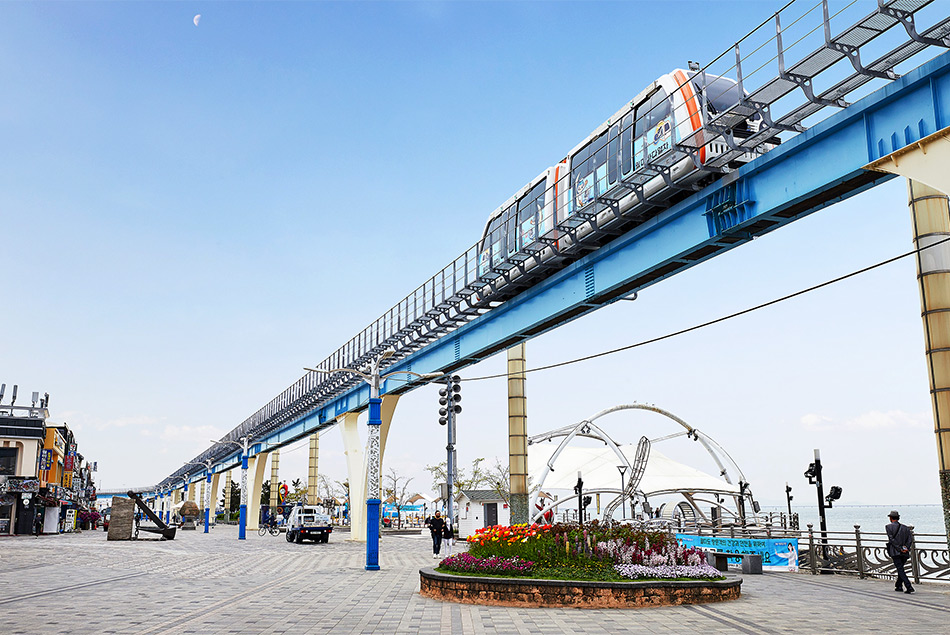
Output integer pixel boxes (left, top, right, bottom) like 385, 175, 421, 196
528, 444, 740, 497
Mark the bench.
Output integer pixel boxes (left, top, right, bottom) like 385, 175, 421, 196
709, 551, 763, 575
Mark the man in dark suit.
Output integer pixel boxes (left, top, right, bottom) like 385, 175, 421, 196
886, 510, 915, 594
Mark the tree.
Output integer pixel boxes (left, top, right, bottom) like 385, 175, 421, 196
425, 457, 490, 496
260, 480, 270, 506
287, 478, 307, 503
220, 481, 240, 514
487, 459, 510, 504
383, 468, 414, 529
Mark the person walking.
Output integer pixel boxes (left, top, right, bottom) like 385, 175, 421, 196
429, 511, 446, 559
32, 511, 43, 538
886, 510, 915, 594
442, 521, 455, 557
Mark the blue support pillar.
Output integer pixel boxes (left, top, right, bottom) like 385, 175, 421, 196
366, 397, 381, 571
204, 472, 212, 533
239, 453, 248, 540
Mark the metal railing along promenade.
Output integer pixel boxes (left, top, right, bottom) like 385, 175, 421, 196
158, 0, 950, 490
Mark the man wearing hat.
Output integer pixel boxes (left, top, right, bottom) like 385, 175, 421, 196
885, 510, 915, 594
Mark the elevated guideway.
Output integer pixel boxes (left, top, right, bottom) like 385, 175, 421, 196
154, 0, 950, 493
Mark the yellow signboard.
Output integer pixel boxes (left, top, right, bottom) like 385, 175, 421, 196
63, 472, 73, 488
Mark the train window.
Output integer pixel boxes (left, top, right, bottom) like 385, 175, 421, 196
696, 76, 741, 115
608, 124, 619, 186
621, 114, 633, 175
571, 132, 606, 209
635, 88, 670, 138
517, 180, 546, 245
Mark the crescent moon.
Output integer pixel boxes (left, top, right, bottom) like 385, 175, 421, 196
194, 14, 201, 27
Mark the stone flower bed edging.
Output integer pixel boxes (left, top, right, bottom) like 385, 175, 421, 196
419, 567, 741, 609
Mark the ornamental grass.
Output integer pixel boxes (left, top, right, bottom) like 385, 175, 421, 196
453, 520, 722, 581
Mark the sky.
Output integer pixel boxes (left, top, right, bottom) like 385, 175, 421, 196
3, 1, 948, 516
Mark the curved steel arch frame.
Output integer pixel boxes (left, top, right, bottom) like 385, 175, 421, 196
527, 403, 751, 524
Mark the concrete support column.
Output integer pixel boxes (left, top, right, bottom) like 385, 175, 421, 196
308, 433, 319, 505
909, 179, 950, 539
222, 470, 232, 519
269, 450, 280, 514
377, 394, 401, 495
508, 343, 529, 524
210, 472, 221, 522
188, 481, 196, 502
339, 411, 366, 542
248, 452, 270, 531
200, 480, 207, 529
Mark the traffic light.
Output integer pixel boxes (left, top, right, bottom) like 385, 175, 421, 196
825, 485, 842, 508
582, 495, 592, 509
438, 375, 462, 425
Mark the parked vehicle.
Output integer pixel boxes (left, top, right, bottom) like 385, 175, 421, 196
285, 506, 333, 544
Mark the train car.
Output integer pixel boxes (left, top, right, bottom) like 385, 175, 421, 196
477, 68, 777, 286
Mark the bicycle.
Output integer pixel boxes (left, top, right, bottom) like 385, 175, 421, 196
258, 522, 280, 537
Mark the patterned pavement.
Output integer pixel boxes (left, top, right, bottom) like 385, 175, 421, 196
1, 525, 948, 634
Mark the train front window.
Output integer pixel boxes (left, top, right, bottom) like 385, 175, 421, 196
695, 76, 740, 115
635, 88, 670, 138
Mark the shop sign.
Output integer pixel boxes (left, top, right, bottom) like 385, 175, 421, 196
40, 449, 53, 471
53, 432, 66, 453
63, 472, 73, 488
92, 461, 97, 472
64, 455, 74, 471
6, 478, 40, 493
69, 443, 76, 454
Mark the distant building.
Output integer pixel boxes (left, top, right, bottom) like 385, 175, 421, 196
0, 387, 97, 536
0, 392, 49, 535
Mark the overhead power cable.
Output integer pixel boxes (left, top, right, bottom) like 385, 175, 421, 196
463, 235, 950, 382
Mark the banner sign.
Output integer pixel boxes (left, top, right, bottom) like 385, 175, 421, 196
6, 478, 40, 493
63, 473, 73, 488
64, 455, 74, 471
676, 534, 799, 572
40, 449, 52, 471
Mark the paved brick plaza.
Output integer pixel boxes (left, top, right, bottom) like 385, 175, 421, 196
1, 525, 949, 634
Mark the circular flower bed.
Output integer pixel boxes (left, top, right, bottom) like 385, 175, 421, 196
421, 521, 739, 608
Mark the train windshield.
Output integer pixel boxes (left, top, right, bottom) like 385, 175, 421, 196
693, 75, 741, 114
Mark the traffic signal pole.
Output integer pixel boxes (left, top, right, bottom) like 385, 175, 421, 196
439, 376, 461, 531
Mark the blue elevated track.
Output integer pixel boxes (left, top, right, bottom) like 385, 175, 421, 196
151, 2, 950, 493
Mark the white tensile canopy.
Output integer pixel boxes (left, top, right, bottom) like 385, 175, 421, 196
527, 444, 741, 497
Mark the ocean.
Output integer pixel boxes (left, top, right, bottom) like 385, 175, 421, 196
761, 504, 947, 536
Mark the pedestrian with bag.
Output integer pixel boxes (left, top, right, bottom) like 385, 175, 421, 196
429, 511, 446, 559
442, 520, 455, 557
886, 510, 915, 594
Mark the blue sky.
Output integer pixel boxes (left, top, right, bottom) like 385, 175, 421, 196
3, 1, 945, 518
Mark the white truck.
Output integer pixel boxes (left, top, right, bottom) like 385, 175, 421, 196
285, 505, 333, 544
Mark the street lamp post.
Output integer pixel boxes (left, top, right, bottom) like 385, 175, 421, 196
186, 459, 215, 533
306, 350, 440, 571
210, 436, 252, 540
617, 465, 628, 520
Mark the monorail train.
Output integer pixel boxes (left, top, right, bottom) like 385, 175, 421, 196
477, 68, 779, 280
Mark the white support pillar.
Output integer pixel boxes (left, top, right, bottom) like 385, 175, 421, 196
248, 452, 270, 531
867, 129, 950, 540
339, 411, 365, 542
377, 394, 401, 492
